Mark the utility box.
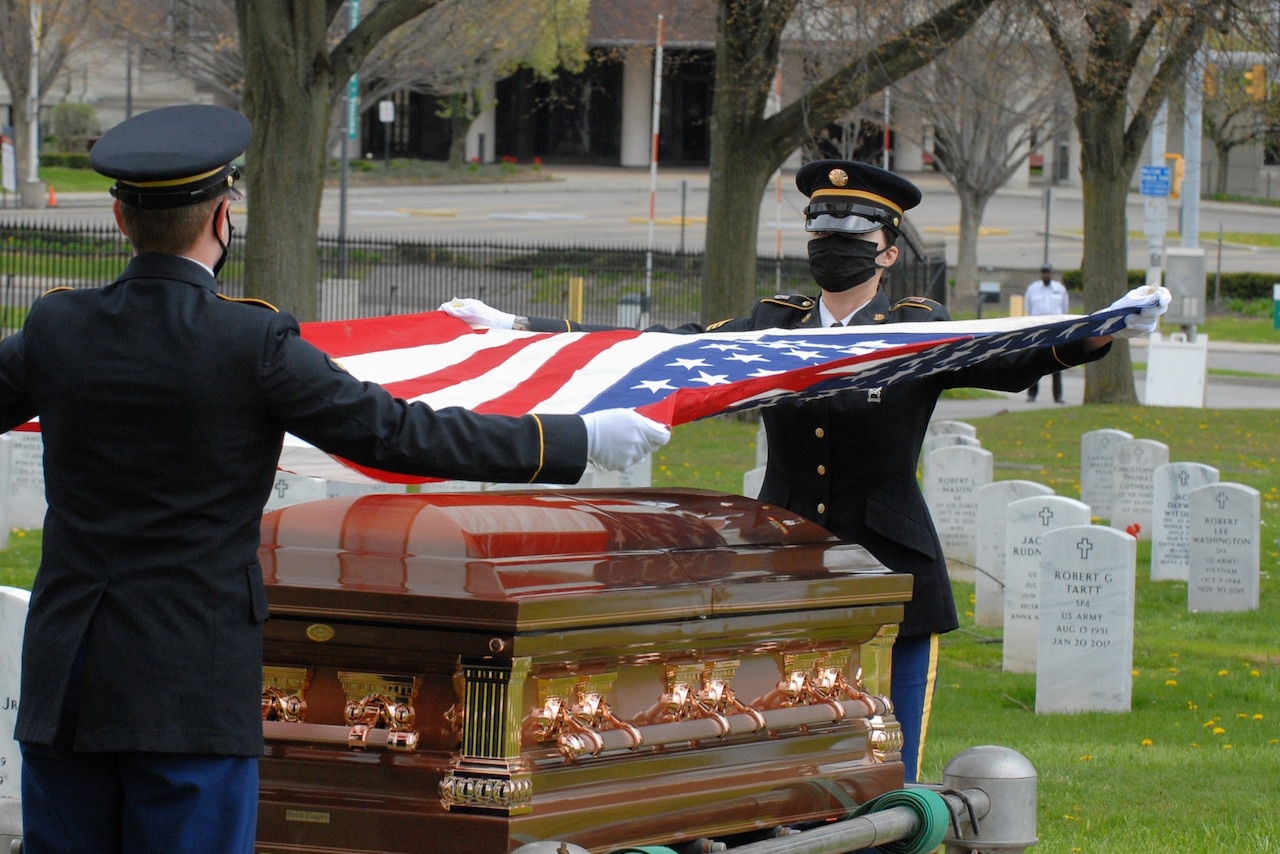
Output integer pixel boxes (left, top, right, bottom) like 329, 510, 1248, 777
1163, 247, 1206, 327
978, 281, 1002, 303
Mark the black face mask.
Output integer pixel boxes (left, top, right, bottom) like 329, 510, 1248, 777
213, 203, 233, 278
807, 235, 887, 293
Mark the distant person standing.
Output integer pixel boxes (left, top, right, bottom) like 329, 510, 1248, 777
1024, 264, 1071, 403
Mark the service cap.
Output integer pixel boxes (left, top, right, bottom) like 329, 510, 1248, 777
796, 159, 921, 236
89, 105, 250, 209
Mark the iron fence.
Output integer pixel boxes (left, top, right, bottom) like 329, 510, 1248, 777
1, 221, 946, 333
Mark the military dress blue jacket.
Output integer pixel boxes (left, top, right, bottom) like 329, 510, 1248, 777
0, 253, 587, 755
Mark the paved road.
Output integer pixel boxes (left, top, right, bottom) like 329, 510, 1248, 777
18, 165, 1280, 274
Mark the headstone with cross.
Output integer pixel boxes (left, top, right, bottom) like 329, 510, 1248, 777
1080, 428, 1133, 521
1036, 525, 1136, 713
1187, 483, 1261, 613
1150, 462, 1220, 582
973, 480, 1054, 628
1001, 495, 1091, 673
1109, 438, 1169, 540
264, 472, 328, 511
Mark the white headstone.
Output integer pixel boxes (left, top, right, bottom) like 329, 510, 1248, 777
1188, 483, 1261, 613
1036, 525, 1136, 714
325, 481, 407, 499
1109, 439, 1169, 540
743, 466, 765, 500
0, 437, 12, 549
0, 586, 30, 799
923, 446, 993, 571
920, 435, 982, 482
755, 422, 769, 469
974, 480, 1055, 628
1002, 496, 1091, 673
6, 431, 45, 530
264, 473, 328, 511
1080, 429, 1132, 521
926, 420, 978, 439
1150, 462, 1220, 582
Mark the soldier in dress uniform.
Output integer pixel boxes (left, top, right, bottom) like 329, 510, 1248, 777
0, 104, 666, 854
442, 159, 1169, 784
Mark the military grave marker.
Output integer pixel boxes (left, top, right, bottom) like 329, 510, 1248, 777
1188, 483, 1261, 612
923, 445, 993, 571
1109, 439, 1169, 540
1150, 462, 1219, 582
1036, 526, 1136, 714
1002, 495, 1091, 673
1080, 428, 1132, 520
974, 480, 1054, 628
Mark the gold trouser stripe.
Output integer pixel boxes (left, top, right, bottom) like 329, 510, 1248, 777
916, 633, 940, 782
527, 414, 546, 483
1051, 345, 1072, 368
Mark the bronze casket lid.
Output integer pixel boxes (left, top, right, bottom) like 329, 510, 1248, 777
259, 487, 908, 633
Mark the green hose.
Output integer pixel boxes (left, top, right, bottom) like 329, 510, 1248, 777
851, 788, 951, 854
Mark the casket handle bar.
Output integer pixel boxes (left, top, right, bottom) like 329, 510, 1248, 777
558, 693, 896, 761
262, 719, 420, 752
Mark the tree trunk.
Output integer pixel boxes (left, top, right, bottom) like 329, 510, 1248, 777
701, 132, 773, 322
238, 2, 334, 320
1215, 145, 1230, 195
1077, 103, 1138, 405
953, 191, 988, 305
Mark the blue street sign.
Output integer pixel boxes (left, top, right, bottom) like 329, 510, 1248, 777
1140, 165, 1170, 197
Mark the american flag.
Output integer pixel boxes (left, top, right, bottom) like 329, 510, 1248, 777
277, 299, 1146, 482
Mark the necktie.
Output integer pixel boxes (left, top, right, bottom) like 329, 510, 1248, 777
830, 321, 842, 327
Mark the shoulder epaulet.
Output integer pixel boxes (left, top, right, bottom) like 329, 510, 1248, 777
889, 296, 942, 313
759, 294, 816, 311
217, 294, 279, 312
38, 286, 75, 299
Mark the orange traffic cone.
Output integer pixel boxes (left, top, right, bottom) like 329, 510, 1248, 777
47, 185, 57, 208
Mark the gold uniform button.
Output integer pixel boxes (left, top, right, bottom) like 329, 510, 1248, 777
817, 502, 826, 515
815, 427, 825, 439
817, 465, 826, 476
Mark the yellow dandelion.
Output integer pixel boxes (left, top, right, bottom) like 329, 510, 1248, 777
1186, 701, 1199, 711
1165, 679, 1178, 687
1213, 727, 1226, 736
1217, 670, 1229, 677
1253, 714, 1264, 721
1251, 670, 1261, 678
1223, 744, 1234, 750
1079, 754, 1092, 761
1132, 669, 1141, 677
1063, 814, 1076, 821
1169, 667, 1179, 674
1238, 713, 1249, 719
1141, 738, 1153, 747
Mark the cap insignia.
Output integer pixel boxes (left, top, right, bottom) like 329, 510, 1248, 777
828, 168, 849, 188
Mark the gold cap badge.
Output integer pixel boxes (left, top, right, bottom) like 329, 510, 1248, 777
828, 168, 849, 187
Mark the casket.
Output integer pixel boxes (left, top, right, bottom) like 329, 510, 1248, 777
255, 488, 911, 853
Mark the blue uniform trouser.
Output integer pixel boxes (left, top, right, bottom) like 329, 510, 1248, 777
20, 742, 258, 854
890, 633, 939, 783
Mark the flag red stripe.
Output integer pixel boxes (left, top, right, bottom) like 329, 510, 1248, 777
469, 329, 642, 415
300, 311, 468, 358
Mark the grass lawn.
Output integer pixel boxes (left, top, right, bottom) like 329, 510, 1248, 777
648, 407, 1279, 853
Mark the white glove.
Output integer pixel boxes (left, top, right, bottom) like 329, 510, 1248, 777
1105, 285, 1172, 338
581, 409, 671, 471
439, 297, 516, 330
